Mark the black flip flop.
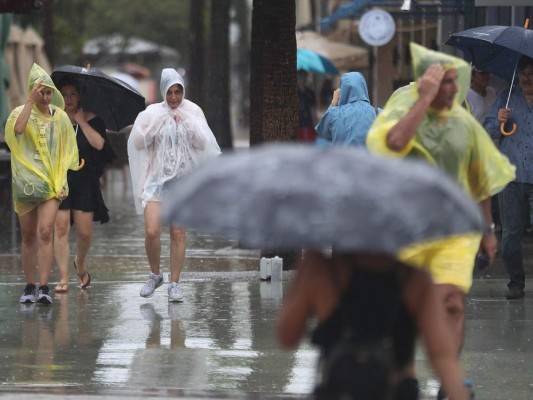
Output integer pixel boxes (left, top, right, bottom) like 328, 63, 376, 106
74, 260, 91, 289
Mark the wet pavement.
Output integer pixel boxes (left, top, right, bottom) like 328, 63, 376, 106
1, 168, 533, 399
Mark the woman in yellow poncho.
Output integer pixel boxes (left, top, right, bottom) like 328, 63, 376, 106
366, 43, 515, 399
5, 63, 79, 305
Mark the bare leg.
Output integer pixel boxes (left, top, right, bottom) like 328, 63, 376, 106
73, 210, 94, 284
144, 201, 162, 275
19, 209, 39, 284
54, 209, 71, 285
397, 284, 466, 400
169, 226, 186, 283
437, 283, 466, 357
36, 199, 60, 286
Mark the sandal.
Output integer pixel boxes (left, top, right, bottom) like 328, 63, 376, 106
54, 283, 69, 293
74, 259, 91, 289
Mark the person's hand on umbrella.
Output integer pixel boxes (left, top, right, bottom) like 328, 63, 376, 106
497, 108, 511, 124
497, 107, 516, 136
417, 64, 445, 104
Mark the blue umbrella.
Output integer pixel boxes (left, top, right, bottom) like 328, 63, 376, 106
297, 49, 339, 75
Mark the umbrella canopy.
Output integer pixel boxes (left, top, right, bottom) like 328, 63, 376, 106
297, 48, 339, 75
445, 25, 533, 82
51, 65, 146, 132
163, 144, 484, 254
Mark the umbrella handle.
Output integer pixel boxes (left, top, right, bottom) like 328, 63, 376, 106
500, 18, 529, 137
500, 122, 517, 136
77, 158, 85, 170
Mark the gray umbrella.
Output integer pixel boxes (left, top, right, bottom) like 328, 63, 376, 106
162, 144, 484, 254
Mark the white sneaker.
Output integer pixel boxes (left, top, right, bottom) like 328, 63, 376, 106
168, 282, 184, 302
140, 272, 164, 298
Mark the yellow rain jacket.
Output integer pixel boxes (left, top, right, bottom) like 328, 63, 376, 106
366, 43, 516, 292
367, 42, 515, 201
4, 63, 79, 216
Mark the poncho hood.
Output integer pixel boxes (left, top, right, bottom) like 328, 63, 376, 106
28, 63, 64, 110
338, 72, 371, 105
410, 42, 471, 106
160, 68, 185, 103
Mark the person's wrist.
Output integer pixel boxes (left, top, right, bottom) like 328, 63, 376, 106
417, 94, 433, 106
487, 222, 496, 234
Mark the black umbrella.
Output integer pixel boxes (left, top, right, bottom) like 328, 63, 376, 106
445, 23, 533, 83
445, 20, 533, 135
51, 65, 146, 132
162, 144, 484, 254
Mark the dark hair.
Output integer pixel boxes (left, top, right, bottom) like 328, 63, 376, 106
55, 76, 81, 93
518, 56, 533, 73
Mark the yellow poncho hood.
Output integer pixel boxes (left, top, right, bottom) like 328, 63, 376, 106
366, 43, 515, 201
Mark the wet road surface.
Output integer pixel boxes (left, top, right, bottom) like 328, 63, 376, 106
1, 168, 533, 399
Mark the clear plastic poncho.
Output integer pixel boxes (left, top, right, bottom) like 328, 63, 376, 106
128, 68, 221, 214
4, 63, 80, 216
366, 43, 515, 201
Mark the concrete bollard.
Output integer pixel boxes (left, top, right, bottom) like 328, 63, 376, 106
271, 256, 283, 281
260, 257, 272, 280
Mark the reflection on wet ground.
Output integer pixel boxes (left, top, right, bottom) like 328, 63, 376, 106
1, 169, 533, 399
0, 279, 314, 399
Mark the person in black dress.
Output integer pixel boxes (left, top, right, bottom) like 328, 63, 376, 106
277, 251, 471, 400
53, 77, 115, 292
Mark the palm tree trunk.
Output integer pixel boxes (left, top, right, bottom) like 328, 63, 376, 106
188, 0, 206, 109
207, 0, 233, 149
250, 0, 299, 269
250, 0, 298, 144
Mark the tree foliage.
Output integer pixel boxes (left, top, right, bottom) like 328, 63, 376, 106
14, 0, 190, 65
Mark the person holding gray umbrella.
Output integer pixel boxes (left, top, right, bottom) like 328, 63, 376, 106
277, 251, 471, 400
484, 55, 533, 300
128, 68, 220, 302
161, 143, 485, 400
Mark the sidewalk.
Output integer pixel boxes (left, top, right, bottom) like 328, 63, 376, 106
1, 168, 533, 400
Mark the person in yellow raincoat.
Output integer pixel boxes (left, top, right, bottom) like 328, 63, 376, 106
5, 63, 80, 305
366, 43, 516, 400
